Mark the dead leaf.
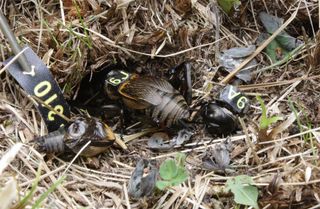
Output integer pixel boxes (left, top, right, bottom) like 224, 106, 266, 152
67, 191, 90, 206
22, 127, 34, 143
316, 104, 320, 122
133, 23, 171, 45
267, 141, 283, 162
178, 27, 190, 49
313, 131, 320, 143
65, 0, 89, 20
148, 132, 173, 150
104, 192, 124, 209
87, 0, 101, 12
269, 112, 297, 139
309, 32, 320, 68
63, 0, 73, 7
295, 187, 302, 202
231, 144, 247, 158
172, 129, 193, 145
305, 166, 312, 183
85, 157, 100, 169
267, 172, 283, 195
128, 159, 158, 199
258, 112, 296, 142
174, 0, 192, 15
42, 49, 54, 66
202, 138, 232, 171
191, 1, 218, 26
219, 45, 257, 83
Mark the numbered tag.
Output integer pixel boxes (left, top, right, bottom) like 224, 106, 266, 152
106, 70, 130, 86
219, 85, 249, 115
3, 46, 71, 132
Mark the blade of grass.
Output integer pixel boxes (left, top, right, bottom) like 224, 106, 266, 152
289, 98, 309, 142
73, 0, 92, 49
31, 176, 66, 209
13, 164, 42, 209
289, 98, 318, 163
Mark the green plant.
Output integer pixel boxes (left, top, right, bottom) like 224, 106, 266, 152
31, 176, 65, 209
13, 165, 65, 209
156, 153, 188, 190
72, 0, 93, 49
257, 96, 281, 130
256, 96, 282, 141
226, 175, 259, 209
218, 0, 240, 14
13, 166, 42, 209
289, 99, 318, 160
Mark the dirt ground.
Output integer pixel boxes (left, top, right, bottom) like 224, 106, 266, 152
0, 0, 320, 208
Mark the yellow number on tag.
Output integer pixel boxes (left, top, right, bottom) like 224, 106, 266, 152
44, 94, 57, 105
227, 86, 240, 100
237, 96, 248, 109
34, 80, 66, 123
109, 77, 122, 85
48, 105, 64, 121
34, 81, 51, 97
120, 71, 129, 80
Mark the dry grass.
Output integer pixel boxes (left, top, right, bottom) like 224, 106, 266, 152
0, 0, 320, 208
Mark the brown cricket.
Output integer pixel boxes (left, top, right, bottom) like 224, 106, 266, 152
104, 70, 190, 128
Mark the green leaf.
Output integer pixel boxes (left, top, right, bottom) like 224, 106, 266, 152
233, 185, 259, 208
265, 38, 289, 63
171, 167, 188, 186
259, 12, 303, 52
261, 116, 282, 129
257, 95, 281, 129
159, 159, 178, 180
175, 152, 186, 168
218, 0, 240, 14
257, 95, 268, 129
226, 175, 259, 209
156, 180, 172, 190
157, 153, 189, 190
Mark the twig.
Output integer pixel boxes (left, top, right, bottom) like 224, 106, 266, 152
59, 0, 66, 26
29, 95, 71, 122
0, 47, 28, 75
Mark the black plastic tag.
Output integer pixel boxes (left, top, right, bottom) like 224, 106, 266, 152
106, 70, 130, 86
219, 85, 249, 115
3, 46, 70, 132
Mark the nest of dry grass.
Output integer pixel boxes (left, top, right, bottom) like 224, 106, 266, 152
0, 0, 320, 208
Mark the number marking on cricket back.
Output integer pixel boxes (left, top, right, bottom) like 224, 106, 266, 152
106, 70, 130, 86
